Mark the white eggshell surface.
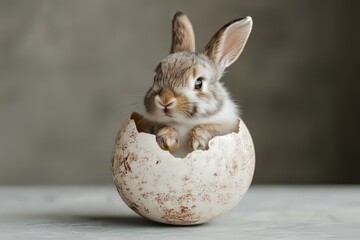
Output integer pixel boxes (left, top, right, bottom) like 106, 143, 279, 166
112, 115, 255, 225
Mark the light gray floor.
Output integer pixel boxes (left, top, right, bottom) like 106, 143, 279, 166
0, 186, 359, 239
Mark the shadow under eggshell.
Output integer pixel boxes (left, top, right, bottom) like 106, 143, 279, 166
112, 114, 255, 225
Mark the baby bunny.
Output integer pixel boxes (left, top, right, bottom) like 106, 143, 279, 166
143, 12, 252, 157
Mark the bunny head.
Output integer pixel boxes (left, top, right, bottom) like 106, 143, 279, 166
144, 12, 252, 125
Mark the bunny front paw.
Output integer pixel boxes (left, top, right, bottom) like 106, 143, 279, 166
156, 127, 179, 152
189, 126, 212, 151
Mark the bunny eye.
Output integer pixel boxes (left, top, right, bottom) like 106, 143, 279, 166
194, 77, 203, 90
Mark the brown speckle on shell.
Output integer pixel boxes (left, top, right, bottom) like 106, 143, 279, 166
162, 206, 199, 224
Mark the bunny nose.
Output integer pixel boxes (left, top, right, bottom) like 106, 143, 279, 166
162, 100, 176, 108
156, 88, 176, 108
155, 97, 177, 110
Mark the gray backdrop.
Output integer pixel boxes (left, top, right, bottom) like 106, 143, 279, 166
1, 0, 359, 185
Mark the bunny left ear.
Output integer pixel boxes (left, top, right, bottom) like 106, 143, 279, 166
170, 12, 196, 53
204, 17, 252, 69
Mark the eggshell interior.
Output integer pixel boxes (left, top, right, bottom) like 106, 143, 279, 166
112, 113, 255, 225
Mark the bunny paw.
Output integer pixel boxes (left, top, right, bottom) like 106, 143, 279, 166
189, 126, 212, 151
156, 127, 179, 152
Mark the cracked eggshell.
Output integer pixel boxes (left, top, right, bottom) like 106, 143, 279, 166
112, 114, 255, 225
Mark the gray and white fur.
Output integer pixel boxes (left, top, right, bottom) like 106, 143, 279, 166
143, 12, 253, 157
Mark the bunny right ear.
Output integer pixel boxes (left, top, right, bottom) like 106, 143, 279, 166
170, 12, 195, 53
204, 17, 252, 70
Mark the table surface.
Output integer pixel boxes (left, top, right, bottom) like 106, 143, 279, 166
0, 186, 359, 240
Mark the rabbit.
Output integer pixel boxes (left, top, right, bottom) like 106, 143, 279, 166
142, 12, 253, 158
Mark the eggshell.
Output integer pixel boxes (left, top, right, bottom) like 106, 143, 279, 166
112, 114, 255, 225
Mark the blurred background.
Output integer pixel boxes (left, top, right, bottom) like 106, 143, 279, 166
0, 0, 359, 185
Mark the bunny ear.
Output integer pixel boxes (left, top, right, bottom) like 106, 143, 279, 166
204, 17, 252, 69
170, 12, 195, 53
